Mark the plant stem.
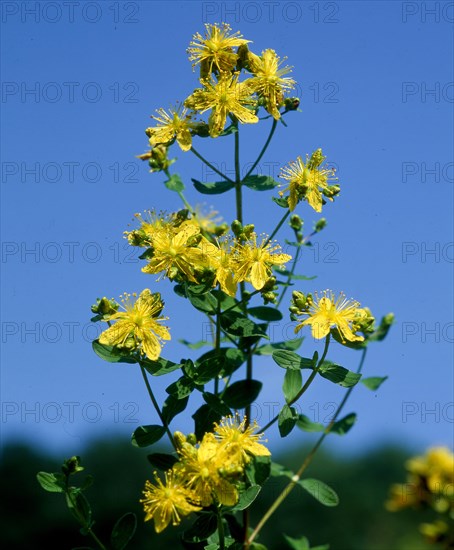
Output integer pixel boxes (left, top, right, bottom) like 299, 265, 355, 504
217, 507, 225, 550
247, 346, 368, 546
139, 364, 176, 450
244, 119, 278, 180
260, 334, 331, 433
264, 210, 290, 246
214, 286, 222, 396
190, 146, 235, 184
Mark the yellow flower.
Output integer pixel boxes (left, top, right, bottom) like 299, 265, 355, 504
185, 73, 258, 137
200, 238, 237, 297
187, 22, 250, 78
233, 233, 291, 290
146, 107, 194, 152
142, 222, 207, 282
248, 49, 295, 120
295, 290, 365, 343
279, 149, 338, 212
407, 447, 454, 494
214, 414, 271, 464
140, 469, 201, 533
99, 289, 170, 360
177, 433, 240, 507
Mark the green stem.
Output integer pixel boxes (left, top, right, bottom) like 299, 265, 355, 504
139, 364, 176, 450
217, 507, 225, 550
214, 287, 222, 396
264, 210, 290, 246
260, 334, 331, 433
234, 126, 243, 224
244, 119, 278, 180
190, 146, 234, 184
247, 346, 368, 546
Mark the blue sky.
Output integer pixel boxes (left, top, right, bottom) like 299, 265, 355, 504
1, 0, 453, 458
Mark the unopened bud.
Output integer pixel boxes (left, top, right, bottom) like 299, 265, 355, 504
290, 214, 303, 231
314, 218, 327, 232
62, 456, 84, 476
284, 97, 300, 111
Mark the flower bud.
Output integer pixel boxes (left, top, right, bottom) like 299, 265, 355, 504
91, 297, 119, 316
62, 456, 84, 476
261, 276, 277, 292
290, 214, 303, 231
243, 224, 255, 239
231, 220, 243, 237
322, 184, 341, 198
284, 97, 300, 111
291, 290, 307, 311
262, 291, 277, 304
314, 218, 327, 232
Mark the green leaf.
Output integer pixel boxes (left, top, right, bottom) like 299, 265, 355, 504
203, 392, 232, 416
296, 414, 325, 433
162, 395, 189, 423
319, 363, 361, 388
221, 311, 268, 338
187, 290, 217, 314
192, 356, 223, 386
270, 461, 294, 479
179, 339, 209, 350
183, 513, 218, 543
111, 512, 137, 550
192, 404, 222, 440
131, 425, 166, 448
361, 376, 388, 390
278, 404, 298, 437
248, 306, 283, 322
192, 178, 235, 195
222, 380, 262, 409
245, 455, 271, 486
164, 173, 184, 193
274, 268, 316, 281
141, 357, 182, 376
92, 340, 136, 364
272, 350, 313, 370
36, 471, 65, 493
255, 337, 304, 355
195, 348, 246, 378
66, 487, 92, 526
243, 175, 279, 191
283, 370, 302, 403
147, 453, 178, 471
231, 485, 261, 511
272, 196, 289, 208
284, 534, 310, 550
166, 376, 195, 399
299, 478, 339, 507
330, 413, 357, 435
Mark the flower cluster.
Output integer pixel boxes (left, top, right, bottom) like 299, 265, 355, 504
138, 22, 297, 163
386, 447, 454, 548
126, 208, 291, 297
141, 415, 270, 533
290, 289, 375, 343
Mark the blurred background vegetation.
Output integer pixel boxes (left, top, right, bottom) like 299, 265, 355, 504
1, 440, 435, 550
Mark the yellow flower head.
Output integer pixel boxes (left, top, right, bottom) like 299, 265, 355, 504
233, 233, 291, 290
146, 106, 194, 152
98, 289, 170, 360
279, 149, 338, 212
214, 414, 271, 464
177, 432, 240, 507
294, 290, 365, 343
141, 469, 201, 533
248, 49, 295, 120
192, 204, 225, 235
124, 210, 175, 248
185, 73, 258, 137
187, 22, 250, 78
199, 237, 237, 297
142, 222, 208, 283
406, 447, 454, 495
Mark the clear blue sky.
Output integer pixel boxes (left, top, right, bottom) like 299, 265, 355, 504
1, 0, 453, 458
